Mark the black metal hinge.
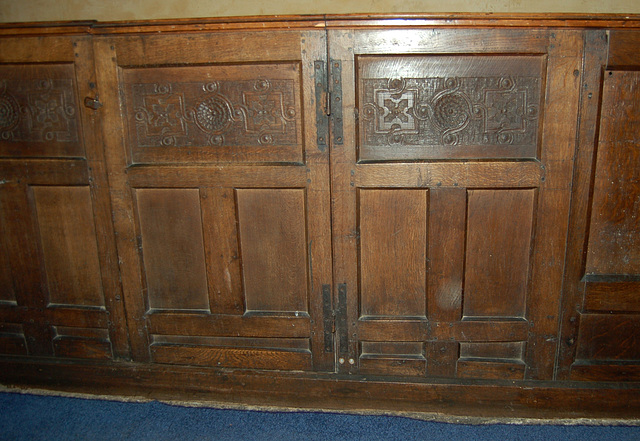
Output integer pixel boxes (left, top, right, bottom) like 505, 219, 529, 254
322, 284, 334, 352
337, 283, 348, 357
330, 59, 343, 146
314, 61, 329, 152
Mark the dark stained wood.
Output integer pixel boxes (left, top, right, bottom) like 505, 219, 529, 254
0, 159, 88, 185
0, 222, 16, 304
0, 335, 27, 355
0, 323, 27, 355
136, 188, 209, 311
584, 280, 640, 312
0, 306, 109, 329
359, 189, 427, 318
236, 188, 308, 313
359, 355, 426, 377
0, 33, 133, 364
555, 30, 608, 381
425, 342, 458, 378
523, 30, 584, 381
151, 345, 312, 371
425, 188, 465, 377
32, 186, 105, 307
331, 26, 579, 382
53, 337, 112, 360
585, 69, 640, 276
200, 188, 244, 314
126, 165, 307, 188
93, 37, 153, 361
0, 36, 77, 62
427, 188, 465, 322
0, 183, 58, 309
0, 64, 84, 158
607, 30, 640, 67
93, 27, 333, 372
463, 189, 535, 318
2, 15, 640, 418
324, 14, 640, 30
433, 320, 530, 343
152, 335, 310, 350
73, 36, 130, 360
460, 342, 525, 360
355, 161, 543, 188
53, 327, 112, 360
562, 67, 640, 381
120, 63, 304, 165
147, 313, 311, 338
112, 32, 304, 66
357, 319, 529, 342
575, 314, 640, 361
571, 362, 640, 382
4, 357, 640, 420
457, 359, 525, 380
356, 55, 545, 161
360, 340, 426, 376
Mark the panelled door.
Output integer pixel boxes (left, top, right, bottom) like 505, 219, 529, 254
95, 28, 334, 371
328, 28, 583, 380
0, 33, 128, 361
557, 31, 640, 382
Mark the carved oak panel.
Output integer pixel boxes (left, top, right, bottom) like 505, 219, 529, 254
357, 55, 545, 161
0, 64, 83, 158
121, 63, 303, 164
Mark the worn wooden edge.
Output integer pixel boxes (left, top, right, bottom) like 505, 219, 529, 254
1, 357, 640, 420
0, 385, 636, 428
2, 14, 640, 35
324, 13, 640, 29
0, 21, 95, 36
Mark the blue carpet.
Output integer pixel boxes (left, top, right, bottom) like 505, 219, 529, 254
0, 391, 638, 440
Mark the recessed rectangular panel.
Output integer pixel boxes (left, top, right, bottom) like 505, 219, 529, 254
457, 359, 525, 380
32, 186, 105, 307
463, 189, 535, 318
53, 326, 112, 360
586, 70, 640, 276
151, 345, 312, 371
584, 279, 640, 313
361, 341, 423, 356
459, 342, 525, 361
236, 189, 308, 313
576, 314, 640, 361
359, 189, 427, 317
152, 335, 310, 351
0, 323, 27, 355
0, 64, 83, 158
122, 63, 303, 164
357, 55, 545, 161
136, 188, 209, 311
0, 227, 15, 303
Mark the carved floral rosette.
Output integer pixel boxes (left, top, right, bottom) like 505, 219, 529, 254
129, 78, 298, 149
0, 78, 79, 144
359, 75, 541, 149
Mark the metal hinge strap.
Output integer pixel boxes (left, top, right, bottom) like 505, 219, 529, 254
314, 61, 329, 151
329, 59, 343, 146
322, 284, 334, 353
337, 283, 348, 357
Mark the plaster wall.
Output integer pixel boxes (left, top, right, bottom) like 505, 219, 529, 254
0, 0, 639, 23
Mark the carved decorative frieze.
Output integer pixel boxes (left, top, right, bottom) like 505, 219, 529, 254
359, 75, 540, 148
0, 78, 79, 143
128, 78, 298, 148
